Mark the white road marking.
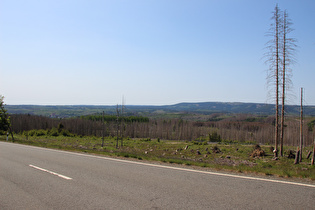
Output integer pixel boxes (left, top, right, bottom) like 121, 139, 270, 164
78, 154, 315, 188
29, 164, 72, 180
46, 148, 315, 188
4, 142, 314, 188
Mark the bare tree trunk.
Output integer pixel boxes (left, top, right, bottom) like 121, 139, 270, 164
280, 10, 296, 156
294, 147, 300, 164
299, 88, 303, 162
116, 104, 119, 149
121, 97, 125, 147
272, 5, 281, 158
102, 111, 104, 147
280, 12, 286, 157
311, 138, 315, 165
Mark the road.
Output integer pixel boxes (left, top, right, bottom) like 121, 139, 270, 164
1, 141, 314, 209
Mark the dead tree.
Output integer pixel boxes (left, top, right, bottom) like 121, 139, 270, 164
121, 97, 125, 147
265, 5, 297, 157
102, 111, 105, 147
311, 138, 315, 165
299, 88, 303, 162
116, 104, 120, 149
280, 10, 296, 156
265, 5, 282, 157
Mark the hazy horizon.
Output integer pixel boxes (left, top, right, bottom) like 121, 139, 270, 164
1, 0, 314, 106
5, 100, 314, 107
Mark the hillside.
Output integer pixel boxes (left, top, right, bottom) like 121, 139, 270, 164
5, 102, 315, 118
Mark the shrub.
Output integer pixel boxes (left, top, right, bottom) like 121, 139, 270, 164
27, 130, 36, 136
57, 123, 64, 132
35, 129, 46, 136
60, 129, 74, 137
48, 128, 59, 137
209, 131, 221, 142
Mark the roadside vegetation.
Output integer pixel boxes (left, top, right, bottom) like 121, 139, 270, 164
1, 96, 315, 181
1, 132, 314, 180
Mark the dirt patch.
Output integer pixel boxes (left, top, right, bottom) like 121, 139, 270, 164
214, 157, 257, 167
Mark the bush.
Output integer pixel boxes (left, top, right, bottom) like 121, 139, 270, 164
27, 130, 36, 136
35, 129, 47, 136
192, 141, 202, 145
48, 128, 59, 137
209, 131, 221, 142
60, 129, 74, 137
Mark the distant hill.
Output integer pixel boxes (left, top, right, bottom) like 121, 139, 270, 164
5, 102, 315, 117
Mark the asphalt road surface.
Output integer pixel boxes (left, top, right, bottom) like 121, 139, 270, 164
1, 141, 314, 209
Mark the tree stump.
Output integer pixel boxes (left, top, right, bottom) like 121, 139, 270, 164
294, 147, 300, 164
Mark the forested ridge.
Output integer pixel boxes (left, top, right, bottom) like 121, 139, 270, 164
5, 102, 315, 118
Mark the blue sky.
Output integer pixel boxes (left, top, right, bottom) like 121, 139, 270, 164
1, 0, 314, 105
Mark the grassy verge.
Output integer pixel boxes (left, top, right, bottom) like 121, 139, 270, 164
1, 134, 314, 180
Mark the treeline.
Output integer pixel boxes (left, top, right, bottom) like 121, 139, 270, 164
9, 114, 315, 146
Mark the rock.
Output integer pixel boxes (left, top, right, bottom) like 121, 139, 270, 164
226, 156, 231, 159
196, 150, 201, 155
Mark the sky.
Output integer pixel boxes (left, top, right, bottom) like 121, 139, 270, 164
1, 0, 314, 106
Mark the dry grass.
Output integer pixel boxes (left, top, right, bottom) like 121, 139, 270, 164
2, 134, 315, 180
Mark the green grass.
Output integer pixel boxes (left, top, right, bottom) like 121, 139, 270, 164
1, 134, 315, 180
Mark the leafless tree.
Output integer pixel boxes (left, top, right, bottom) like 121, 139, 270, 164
121, 97, 125, 147
280, 10, 297, 156
265, 5, 282, 157
116, 104, 120, 148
